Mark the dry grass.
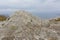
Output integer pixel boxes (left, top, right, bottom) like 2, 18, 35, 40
54, 18, 60, 21
0, 15, 7, 21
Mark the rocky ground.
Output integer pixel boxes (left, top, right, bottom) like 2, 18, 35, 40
0, 11, 60, 40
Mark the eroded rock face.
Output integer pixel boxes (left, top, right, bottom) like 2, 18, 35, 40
0, 11, 60, 40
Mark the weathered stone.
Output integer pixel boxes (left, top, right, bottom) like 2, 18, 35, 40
1, 36, 15, 40
0, 11, 60, 40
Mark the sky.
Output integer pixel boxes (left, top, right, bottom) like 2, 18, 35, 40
0, 0, 60, 18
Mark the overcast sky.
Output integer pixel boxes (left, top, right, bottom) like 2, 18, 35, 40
0, 0, 60, 17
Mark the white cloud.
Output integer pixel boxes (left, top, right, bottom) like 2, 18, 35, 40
0, 0, 60, 13
0, 9, 20, 11
0, 0, 20, 5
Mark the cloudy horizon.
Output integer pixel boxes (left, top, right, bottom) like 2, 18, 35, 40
0, 0, 60, 18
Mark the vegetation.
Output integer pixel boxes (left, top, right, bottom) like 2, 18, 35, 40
0, 15, 7, 21
55, 18, 60, 21
49, 18, 60, 24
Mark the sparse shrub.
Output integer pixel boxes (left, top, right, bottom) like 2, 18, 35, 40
55, 18, 60, 21
49, 18, 60, 24
0, 15, 7, 21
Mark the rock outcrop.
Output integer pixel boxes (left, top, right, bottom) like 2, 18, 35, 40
0, 11, 60, 40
